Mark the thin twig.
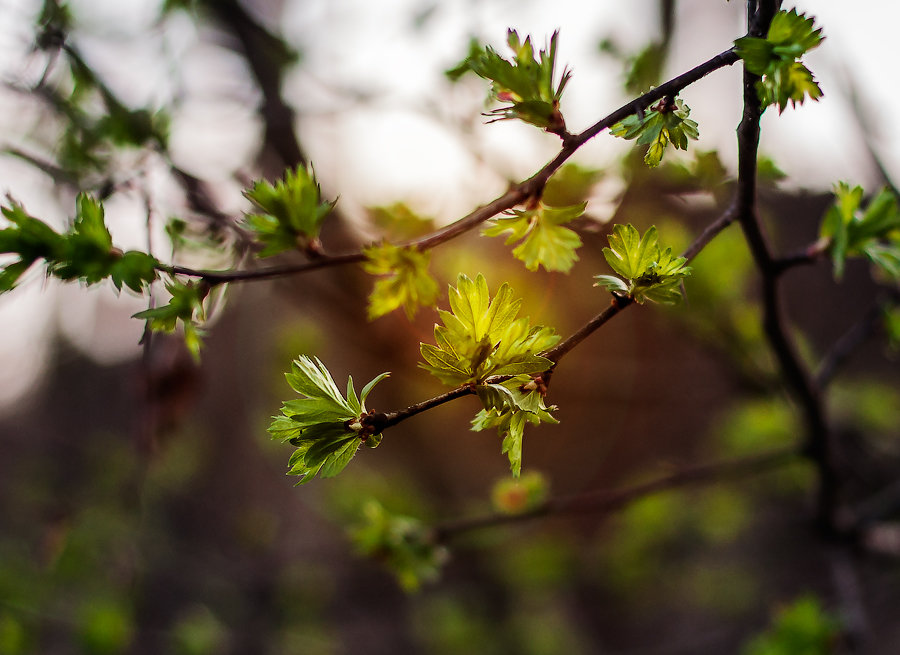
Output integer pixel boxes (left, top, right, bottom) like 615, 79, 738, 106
161, 48, 741, 287
541, 296, 632, 364
681, 203, 738, 262
367, 385, 477, 433
433, 444, 799, 540
773, 238, 829, 274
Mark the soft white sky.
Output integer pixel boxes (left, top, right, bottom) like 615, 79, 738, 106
0, 0, 896, 411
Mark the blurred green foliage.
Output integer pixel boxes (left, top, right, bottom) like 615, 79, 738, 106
743, 596, 839, 655
362, 243, 439, 319
483, 202, 585, 274
490, 471, 548, 514
350, 500, 447, 591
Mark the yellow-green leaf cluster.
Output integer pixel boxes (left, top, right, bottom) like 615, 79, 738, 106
483, 202, 584, 273
472, 377, 557, 476
594, 224, 691, 304
734, 8, 824, 113
419, 273, 558, 387
610, 98, 699, 167
461, 30, 571, 132
362, 243, 439, 320
268, 356, 390, 483
243, 166, 335, 257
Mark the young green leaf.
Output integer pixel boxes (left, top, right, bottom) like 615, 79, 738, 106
243, 165, 335, 257
0, 194, 159, 293
820, 182, 900, 280
419, 274, 559, 387
444, 37, 484, 81
610, 98, 699, 167
133, 280, 209, 360
362, 243, 439, 319
483, 202, 584, 273
734, 8, 824, 113
595, 224, 691, 304
471, 376, 557, 476
462, 29, 571, 133
268, 355, 390, 484
53, 193, 115, 284
350, 500, 448, 591
0, 200, 64, 291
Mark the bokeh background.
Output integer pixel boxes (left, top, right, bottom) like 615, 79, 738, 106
1, 0, 899, 653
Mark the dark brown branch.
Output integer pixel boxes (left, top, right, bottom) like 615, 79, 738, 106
163, 48, 741, 286
773, 238, 829, 274
164, 252, 366, 285
541, 296, 632, 364
433, 445, 799, 541
734, 1, 837, 531
204, 0, 306, 169
364, 385, 477, 433
681, 204, 739, 262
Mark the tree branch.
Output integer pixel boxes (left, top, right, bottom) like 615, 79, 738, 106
734, 0, 838, 531
365, 385, 478, 434
540, 296, 632, 364
432, 444, 799, 541
159, 47, 741, 286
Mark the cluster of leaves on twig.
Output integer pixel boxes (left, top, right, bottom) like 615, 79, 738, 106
132, 280, 210, 360
268, 356, 390, 484
349, 500, 447, 591
420, 274, 560, 475
482, 202, 585, 273
471, 378, 558, 477
243, 165, 335, 257
820, 183, 900, 281
452, 29, 571, 134
734, 8, 823, 113
30, 8, 169, 179
362, 242, 438, 319
0, 194, 159, 292
610, 97, 699, 167
595, 224, 692, 304
419, 273, 558, 386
